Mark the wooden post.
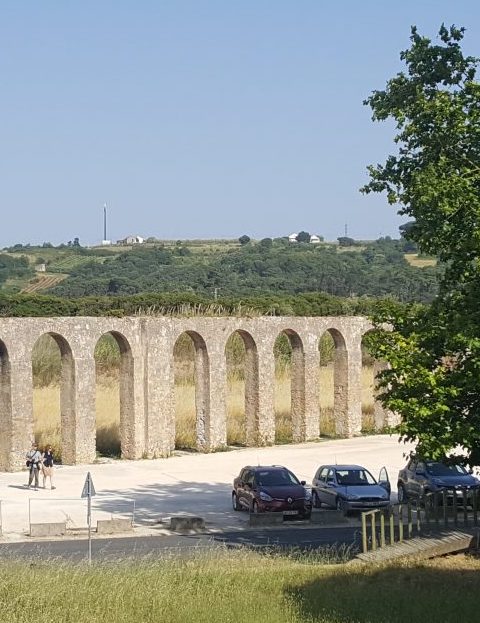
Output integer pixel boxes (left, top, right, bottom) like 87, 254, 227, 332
361, 512, 367, 553
389, 509, 395, 545
474, 489, 478, 527
453, 488, 458, 527
398, 504, 404, 543
443, 490, 448, 528
371, 513, 377, 550
380, 512, 386, 548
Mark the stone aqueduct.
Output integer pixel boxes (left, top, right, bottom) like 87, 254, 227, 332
0, 316, 397, 472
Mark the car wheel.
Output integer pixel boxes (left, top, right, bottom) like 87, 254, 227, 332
336, 497, 348, 516
232, 492, 241, 511
312, 491, 321, 509
252, 501, 260, 514
397, 483, 408, 504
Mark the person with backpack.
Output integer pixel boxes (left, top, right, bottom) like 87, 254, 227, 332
25, 442, 42, 490
41, 445, 56, 489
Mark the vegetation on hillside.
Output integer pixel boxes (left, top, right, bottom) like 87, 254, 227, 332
47, 238, 438, 301
1, 236, 439, 303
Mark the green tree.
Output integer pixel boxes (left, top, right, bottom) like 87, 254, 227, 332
238, 235, 251, 245
363, 25, 480, 465
296, 231, 310, 243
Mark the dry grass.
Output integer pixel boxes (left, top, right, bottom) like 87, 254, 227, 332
404, 253, 437, 267
1, 551, 479, 623
33, 367, 377, 456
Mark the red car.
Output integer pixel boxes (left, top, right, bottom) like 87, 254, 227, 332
232, 465, 312, 519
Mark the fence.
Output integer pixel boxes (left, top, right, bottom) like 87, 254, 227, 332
361, 487, 480, 554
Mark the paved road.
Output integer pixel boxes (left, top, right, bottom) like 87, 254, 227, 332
0, 435, 412, 542
0, 526, 360, 562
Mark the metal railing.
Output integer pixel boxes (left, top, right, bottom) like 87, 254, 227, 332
361, 487, 480, 554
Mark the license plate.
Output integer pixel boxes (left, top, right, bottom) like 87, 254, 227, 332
283, 510, 299, 516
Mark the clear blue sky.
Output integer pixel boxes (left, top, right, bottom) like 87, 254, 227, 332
1, 1, 479, 247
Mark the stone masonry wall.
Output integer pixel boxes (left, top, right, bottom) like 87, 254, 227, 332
0, 315, 389, 471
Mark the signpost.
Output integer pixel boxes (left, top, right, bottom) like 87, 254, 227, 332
81, 472, 96, 564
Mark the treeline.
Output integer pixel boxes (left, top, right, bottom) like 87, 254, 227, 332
0, 254, 32, 285
47, 239, 439, 302
0, 290, 403, 318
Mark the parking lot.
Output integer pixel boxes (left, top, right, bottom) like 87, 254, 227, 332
0, 434, 414, 541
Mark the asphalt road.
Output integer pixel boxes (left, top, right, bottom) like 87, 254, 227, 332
0, 526, 359, 562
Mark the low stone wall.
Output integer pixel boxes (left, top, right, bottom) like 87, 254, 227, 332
30, 522, 67, 537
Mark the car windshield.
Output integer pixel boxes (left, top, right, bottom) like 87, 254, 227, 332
425, 462, 469, 476
335, 469, 376, 486
256, 470, 300, 487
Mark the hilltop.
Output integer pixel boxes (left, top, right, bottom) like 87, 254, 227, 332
0, 237, 438, 304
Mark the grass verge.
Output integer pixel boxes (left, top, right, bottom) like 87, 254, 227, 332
0, 551, 478, 623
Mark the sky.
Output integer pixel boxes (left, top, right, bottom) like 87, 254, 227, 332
1, 1, 480, 247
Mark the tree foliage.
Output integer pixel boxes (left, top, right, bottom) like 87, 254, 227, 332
42, 239, 438, 302
363, 25, 480, 465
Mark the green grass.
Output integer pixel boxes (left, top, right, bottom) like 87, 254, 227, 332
0, 551, 479, 623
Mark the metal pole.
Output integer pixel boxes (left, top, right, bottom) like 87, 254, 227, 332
87, 480, 92, 565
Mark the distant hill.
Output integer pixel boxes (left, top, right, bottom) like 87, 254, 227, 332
0, 238, 439, 303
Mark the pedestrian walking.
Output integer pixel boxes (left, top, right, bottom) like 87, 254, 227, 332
41, 445, 56, 489
25, 442, 42, 490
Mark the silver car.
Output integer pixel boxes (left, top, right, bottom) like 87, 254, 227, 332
312, 464, 391, 515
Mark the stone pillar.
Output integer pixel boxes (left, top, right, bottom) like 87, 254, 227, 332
373, 360, 400, 429
144, 333, 174, 458
290, 338, 306, 443
4, 359, 33, 471
0, 345, 12, 471
244, 339, 260, 446
61, 357, 96, 465
193, 337, 211, 452
207, 348, 227, 450
256, 345, 275, 445
119, 348, 146, 460
334, 339, 362, 438
303, 343, 320, 440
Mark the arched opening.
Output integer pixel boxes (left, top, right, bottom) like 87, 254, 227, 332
274, 330, 305, 443
32, 333, 74, 463
0, 340, 12, 470
94, 332, 133, 458
318, 329, 347, 437
318, 332, 335, 436
225, 330, 259, 446
173, 331, 210, 451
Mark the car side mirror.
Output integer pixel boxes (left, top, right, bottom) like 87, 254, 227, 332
300, 480, 306, 486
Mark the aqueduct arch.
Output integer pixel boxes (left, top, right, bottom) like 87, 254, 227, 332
224, 329, 260, 447
0, 315, 391, 471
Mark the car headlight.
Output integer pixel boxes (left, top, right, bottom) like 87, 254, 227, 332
347, 494, 360, 500
304, 490, 312, 501
259, 491, 273, 502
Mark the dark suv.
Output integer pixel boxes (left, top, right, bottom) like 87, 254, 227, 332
397, 458, 480, 503
232, 465, 312, 519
